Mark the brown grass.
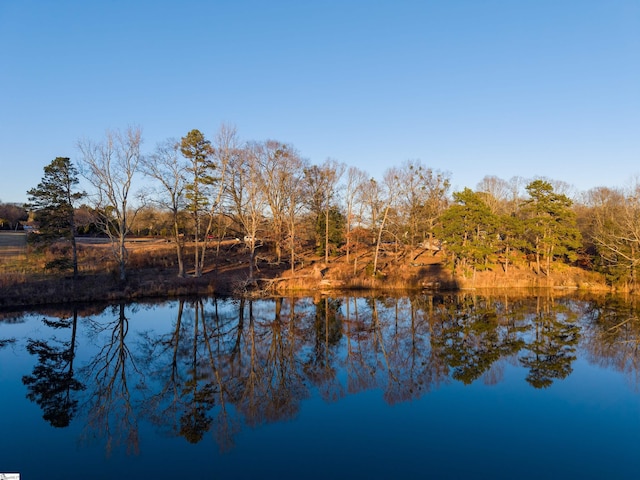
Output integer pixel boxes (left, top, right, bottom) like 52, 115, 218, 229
0, 234, 614, 307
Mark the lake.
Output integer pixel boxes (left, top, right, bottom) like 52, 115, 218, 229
1, 292, 640, 479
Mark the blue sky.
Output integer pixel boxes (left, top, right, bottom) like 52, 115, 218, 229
1, 0, 639, 204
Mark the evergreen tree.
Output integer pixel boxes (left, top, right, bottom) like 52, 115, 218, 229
436, 188, 497, 275
315, 205, 346, 258
181, 129, 215, 277
27, 157, 85, 278
494, 211, 526, 274
522, 180, 582, 276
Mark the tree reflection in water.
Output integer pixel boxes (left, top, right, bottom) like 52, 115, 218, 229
16, 292, 640, 455
305, 297, 344, 402
139, 298, 238, 450
0, 338, 16, 348
22, 308, 84, 428
582, 295, 640, 388
80, 303, 141, 456
431, 295, 526, 385
519, 294, 580, 388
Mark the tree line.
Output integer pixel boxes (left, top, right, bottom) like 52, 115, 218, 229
16, 123, 640, 291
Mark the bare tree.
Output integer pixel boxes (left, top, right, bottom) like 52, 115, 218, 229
209, 123, 238, 243
476, 175, 512, 215
418, 168, 450, 243
283, 162, 308, 275
0, 202, 28, 230
587, 183, 640, 290
394, 160, 448, 246
141, 138, 188, 277
225, 143, 267, 280
78, 126, 143, 282
372, 169, 401, 276
252, 143, 310, 274
506, 176, 527, 214
256, 140, 305, 264
358, 176, 385, 247
344, 166, 368, 265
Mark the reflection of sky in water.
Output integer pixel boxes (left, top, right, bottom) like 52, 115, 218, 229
1, 295, 640, 479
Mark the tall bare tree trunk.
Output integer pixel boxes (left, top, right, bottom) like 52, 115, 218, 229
373, 206, 390, 276
325, 207, 330, 265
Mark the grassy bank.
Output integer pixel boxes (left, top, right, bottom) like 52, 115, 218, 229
0, 234, 614, 308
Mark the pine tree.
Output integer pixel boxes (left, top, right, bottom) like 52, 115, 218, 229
181, 129, 215, 277
437, 188, 497, 276
27, 157, 85, 278
522, 180, 582, 276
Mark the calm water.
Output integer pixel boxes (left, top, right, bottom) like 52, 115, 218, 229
1, 292, 640, 479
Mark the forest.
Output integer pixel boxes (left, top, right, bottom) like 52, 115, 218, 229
2, 124, 640, 297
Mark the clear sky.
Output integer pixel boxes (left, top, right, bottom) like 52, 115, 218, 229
1, 0, 639, 204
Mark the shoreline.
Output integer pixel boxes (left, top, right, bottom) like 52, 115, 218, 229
0, 264, 617, 310
0, 234, 620, 309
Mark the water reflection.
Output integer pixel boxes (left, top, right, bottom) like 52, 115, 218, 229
22, 308, 84, 428
519, 297, 580, 388
582, 295, 640, 387
9, 292, 640, 456
431, 295, 527, 386
81, 303, 141, 455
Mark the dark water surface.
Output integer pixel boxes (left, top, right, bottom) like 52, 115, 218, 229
1, 293, 640, 479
